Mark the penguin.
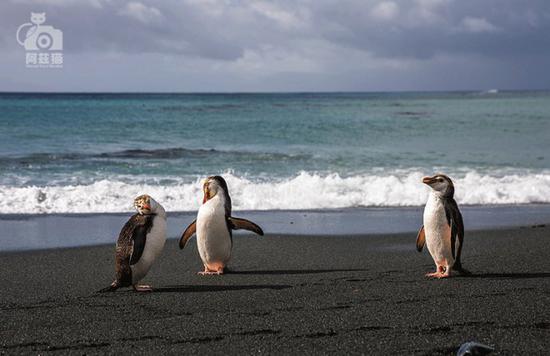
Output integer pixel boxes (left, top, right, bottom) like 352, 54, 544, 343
101, 195, 167, 292
416, 174, 468, 278
179, 176, 264, 275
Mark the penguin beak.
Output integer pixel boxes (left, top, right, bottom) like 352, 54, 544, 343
142, 204, 151, 210
203, 186, 210, 204
422, 176, 436, 185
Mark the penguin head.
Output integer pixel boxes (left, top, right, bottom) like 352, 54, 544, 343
203, 175, 229, 203
134, 194, 158, 215
422, 174, 455, 197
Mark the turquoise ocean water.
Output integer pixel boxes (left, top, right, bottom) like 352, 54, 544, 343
1, 91, 549, 214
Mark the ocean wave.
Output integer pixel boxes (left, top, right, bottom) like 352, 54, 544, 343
0, 147, 311, 165
1, 171, 550, 214
154, 103, 244, 113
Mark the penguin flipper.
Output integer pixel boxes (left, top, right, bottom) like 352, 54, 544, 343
454, 210, 465, 264
115, 214, 152, 286
228, 217, 264, 236
450, 223, 457, 259
444, 198, 465, 262
130, 219, 152, 265
416, 225, 425, 252
179, 219, 197, 249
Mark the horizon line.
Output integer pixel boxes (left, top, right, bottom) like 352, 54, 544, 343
1, 88, 549, 95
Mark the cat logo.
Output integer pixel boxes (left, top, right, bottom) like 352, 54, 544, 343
16, 12, 63, 51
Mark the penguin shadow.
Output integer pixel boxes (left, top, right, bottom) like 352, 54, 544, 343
153, 284, 292, 293
225, 268, 368, 275
457, 272, 550, 280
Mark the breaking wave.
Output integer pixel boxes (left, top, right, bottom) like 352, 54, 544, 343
1, 171, 550, 214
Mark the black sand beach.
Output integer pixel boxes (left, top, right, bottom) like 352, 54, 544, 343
1, 226, 549, 355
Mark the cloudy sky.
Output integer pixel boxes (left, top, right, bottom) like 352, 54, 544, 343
1, 0, 549, 92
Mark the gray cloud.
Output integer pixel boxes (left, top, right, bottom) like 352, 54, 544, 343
1, 0, 550, 91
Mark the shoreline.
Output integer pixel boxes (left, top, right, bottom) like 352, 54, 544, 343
1, 204, 550, 252
2, 201, 550, 217
0, 226, 549, 354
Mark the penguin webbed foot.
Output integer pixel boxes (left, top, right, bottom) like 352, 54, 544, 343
425, 272, 451, 279
133, 284, 154, 292
198, 271, 224, 275
198, 266, 225, 275
426, 265, 452, 279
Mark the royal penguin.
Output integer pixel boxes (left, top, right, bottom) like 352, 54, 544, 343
101, 195, 166, 291
179, 176, 264, 275
416, 174, 468, 278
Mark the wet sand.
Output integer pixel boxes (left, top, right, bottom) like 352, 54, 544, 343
0, 226, 549, 354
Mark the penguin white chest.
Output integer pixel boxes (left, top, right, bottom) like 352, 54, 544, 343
131, 214, 167, 284
423, 194, 453, 266
196, 196, 232, 268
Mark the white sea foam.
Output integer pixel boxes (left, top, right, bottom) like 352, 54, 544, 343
1, 171, 550, 214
